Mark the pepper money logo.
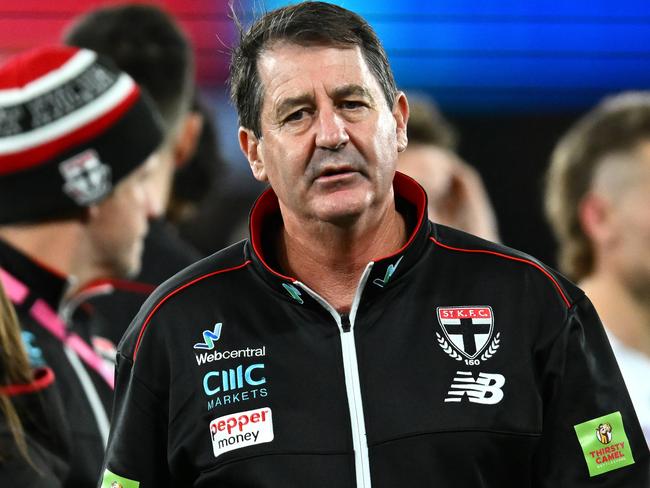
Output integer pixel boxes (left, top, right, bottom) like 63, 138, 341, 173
210, 407, 274, 458
194, 322, 222, 350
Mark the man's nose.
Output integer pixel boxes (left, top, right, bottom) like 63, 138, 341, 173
315, 107, 349, 150
144, 183, 164, 220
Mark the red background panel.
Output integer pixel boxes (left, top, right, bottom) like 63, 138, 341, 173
0, 0, 237, 86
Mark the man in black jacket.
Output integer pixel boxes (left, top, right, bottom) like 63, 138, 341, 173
100, 3, 650, 486
0, 45, 164, 487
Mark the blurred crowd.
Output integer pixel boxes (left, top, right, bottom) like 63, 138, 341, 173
0, 3, 648, 486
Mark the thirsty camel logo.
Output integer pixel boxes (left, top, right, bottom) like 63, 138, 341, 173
597, 423, 613, 445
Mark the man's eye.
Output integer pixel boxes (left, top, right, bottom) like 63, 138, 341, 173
341, 100, 364, 109
285, 110, 306, 123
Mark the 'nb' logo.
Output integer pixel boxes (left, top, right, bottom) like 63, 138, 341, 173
444, 371, 505, 405
194, 323, 223, 350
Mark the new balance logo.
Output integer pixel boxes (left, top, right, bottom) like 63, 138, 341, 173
194, 323, 223, 350
444, 371, 505, 405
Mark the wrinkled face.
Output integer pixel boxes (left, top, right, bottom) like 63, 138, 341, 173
594, 142, 650, 299
84, 153, 160, 278
240, 43, 408, 227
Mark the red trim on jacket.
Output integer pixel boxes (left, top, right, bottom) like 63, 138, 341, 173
430, 236, 571, 309
248, 189, 296, 282
78, 278, 156, 296
374, 172, 427, 262
133, 261, 252, 361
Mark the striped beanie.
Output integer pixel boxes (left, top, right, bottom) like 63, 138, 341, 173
0, 45, 163, 224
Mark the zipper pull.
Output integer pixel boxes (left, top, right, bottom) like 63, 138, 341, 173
341, 314, 351, 333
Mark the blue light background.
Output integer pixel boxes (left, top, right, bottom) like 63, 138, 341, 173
261, 0, 650, 112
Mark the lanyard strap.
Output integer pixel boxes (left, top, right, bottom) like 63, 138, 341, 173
0, 268, 114, 389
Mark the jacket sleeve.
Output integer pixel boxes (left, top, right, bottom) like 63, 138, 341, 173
98, 351, 170, 488
533, 294, 650, 486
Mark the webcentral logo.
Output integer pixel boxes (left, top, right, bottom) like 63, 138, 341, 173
194, 323, 222, 350
195, 346, 266, 366
203, 363, 266, 396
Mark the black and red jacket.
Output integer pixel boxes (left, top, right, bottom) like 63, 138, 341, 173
0, 367, 70, 487
102, 172, 649, 487
0, 240, 112, 488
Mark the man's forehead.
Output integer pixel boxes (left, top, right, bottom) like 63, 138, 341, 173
257, 42, 380, 106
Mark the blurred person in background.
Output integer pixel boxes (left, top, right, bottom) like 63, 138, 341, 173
63, 3, 206, 348
0, 45, 163, 486
398, 97, 499, 242
0, 280, 69, 486
169, 94, 224, 229
546, 91, 650, 444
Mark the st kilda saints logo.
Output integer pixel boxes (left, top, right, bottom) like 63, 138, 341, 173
59, 149, 112, 205
436, 306, 500, 366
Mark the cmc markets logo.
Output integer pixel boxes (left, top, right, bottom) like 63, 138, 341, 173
194, 323, 222, 350
203, 363, 268, 411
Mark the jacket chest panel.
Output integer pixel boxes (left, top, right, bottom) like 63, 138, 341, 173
176, 307, 356, 474
355, 290, 543, 444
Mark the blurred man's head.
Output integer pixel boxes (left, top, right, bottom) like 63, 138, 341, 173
546, 92, 650, 296
0, 46, 163, 278
398, 98, 498, 241
167, 95, 223, 225
398, 98, 458, 221
64, 3, 202, 214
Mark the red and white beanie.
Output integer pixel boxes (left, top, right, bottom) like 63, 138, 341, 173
0, 45, 163, 224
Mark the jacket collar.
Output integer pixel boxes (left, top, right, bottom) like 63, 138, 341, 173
245, 171, 431, 307
0, 238, 69, 311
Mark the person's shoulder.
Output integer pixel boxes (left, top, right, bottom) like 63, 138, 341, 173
118, 239, 251, 358
149, 237, 248, 301
138, 218, 203, 284
430, 223, 583, 309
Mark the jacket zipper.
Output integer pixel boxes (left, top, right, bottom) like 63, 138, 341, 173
296, 262, 374, 487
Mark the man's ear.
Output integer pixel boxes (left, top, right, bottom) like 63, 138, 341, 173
174, 111, 204, 168
393, 91, 409, 153
239, 127, 268, 182
579, 192, 614, 248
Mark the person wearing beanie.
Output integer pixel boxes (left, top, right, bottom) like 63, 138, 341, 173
0, 45, 163, 487
62, 3, 206, 353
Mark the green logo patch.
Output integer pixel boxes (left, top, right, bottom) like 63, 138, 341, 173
574, 411, 635, 477
101, 469, 140, 488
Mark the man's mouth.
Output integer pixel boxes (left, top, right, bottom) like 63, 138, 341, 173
314, 165, 359, 182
